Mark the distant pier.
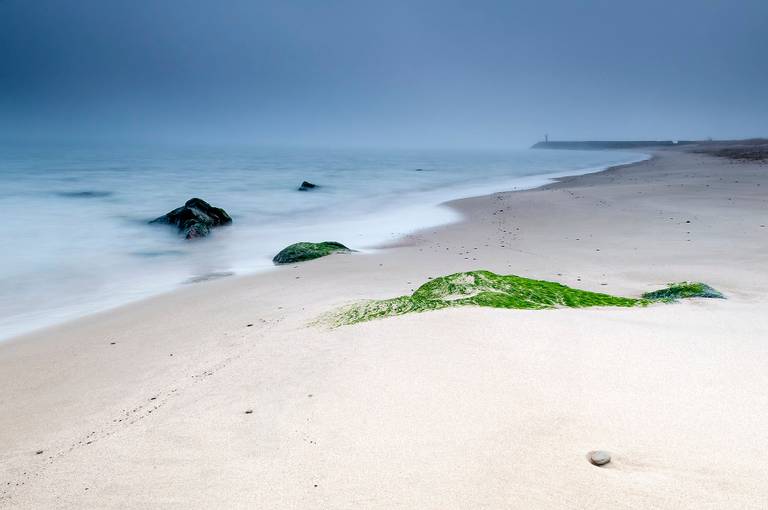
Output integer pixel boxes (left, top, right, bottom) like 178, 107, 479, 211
531, 140, 697, 150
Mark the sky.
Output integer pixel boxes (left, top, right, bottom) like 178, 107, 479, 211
1, 0, 766, 149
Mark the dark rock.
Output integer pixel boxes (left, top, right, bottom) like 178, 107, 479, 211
273, 241, 351, 264
150, 198, 232, 239
298, 181, 318, 191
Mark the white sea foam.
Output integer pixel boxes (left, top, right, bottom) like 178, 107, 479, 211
0, 144, 648, 340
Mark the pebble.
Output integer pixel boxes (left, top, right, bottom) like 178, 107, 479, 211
588, 450, 611, 466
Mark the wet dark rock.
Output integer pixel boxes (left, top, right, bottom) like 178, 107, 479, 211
150, 198, 232, 239
298, 181, 318, 191
273, 241, 351, 264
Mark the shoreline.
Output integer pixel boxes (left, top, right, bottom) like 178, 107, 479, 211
0, 150, 649, 343
2, 147, 767, 508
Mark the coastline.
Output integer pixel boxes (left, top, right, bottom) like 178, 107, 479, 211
0, 150, 649, 342
2, 148, 767, 508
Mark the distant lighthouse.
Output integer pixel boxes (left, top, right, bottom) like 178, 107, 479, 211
544, 133, 549, 143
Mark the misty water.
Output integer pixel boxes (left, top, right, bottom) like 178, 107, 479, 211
0, 144, 647, 340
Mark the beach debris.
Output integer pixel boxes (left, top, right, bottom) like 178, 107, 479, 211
35, 450, 43, 455
149, 198, 232, 239
298, 181, 318, 191
322, 270, 725, 326
273, 241, 351, 264
244, 409, 253, 414
588, 450, 611, 466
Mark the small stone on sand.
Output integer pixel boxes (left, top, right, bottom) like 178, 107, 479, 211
244, 409, 253, 414
588, 450, 611, 466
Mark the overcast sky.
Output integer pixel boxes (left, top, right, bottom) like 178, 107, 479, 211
1, 0, 766, 148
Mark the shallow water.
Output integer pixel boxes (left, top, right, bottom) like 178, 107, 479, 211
0, 143, 647, 339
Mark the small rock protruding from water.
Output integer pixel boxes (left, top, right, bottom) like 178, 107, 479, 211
298, 181, 317, 191
150, 198, 232, 240
588, 450, 611, 466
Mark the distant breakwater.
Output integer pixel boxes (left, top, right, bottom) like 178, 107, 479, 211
531, 140, 697, 150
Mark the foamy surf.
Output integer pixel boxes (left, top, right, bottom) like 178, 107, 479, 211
0, 144, 647, 340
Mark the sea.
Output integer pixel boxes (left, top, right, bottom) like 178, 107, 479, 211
0, 143, 648, 340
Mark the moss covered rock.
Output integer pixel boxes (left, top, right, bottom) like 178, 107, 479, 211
641, 282, 724, 301
273, 241, 350, 264
325, 271, 723, 326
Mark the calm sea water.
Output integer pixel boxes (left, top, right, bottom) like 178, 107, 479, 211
0, 143, 647, 339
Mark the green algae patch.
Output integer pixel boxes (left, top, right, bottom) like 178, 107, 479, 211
327, 270, 643, 326
273, 241, 351, 264
323, 271, 725, 327
641, 282, 724, 301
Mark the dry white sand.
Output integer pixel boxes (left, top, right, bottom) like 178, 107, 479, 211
1, 149, 767, 508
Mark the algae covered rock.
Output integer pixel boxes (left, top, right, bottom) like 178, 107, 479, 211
324, 271, 725, 327
273, 241, 350, 264
150, 198, 232, 239
328, 270, 643, 326
642, 282, 724, 301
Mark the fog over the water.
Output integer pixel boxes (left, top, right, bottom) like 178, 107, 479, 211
1, 0, 766, 148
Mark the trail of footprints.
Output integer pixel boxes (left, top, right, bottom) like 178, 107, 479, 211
1, 317, 281, 503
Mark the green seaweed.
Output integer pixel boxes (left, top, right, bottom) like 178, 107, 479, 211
273, 241, 351, 264
641, 281, 724, 301
324, 271, 723, 327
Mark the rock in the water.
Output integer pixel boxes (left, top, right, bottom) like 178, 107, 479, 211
588, 450, 611, 466
273, 241, 350, 264
150, 198, 232, 239
298, 181, 318, 191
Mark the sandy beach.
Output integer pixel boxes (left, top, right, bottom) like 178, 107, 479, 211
1, 148, 767, 508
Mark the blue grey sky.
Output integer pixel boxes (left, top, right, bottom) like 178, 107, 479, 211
1, 0, 766, 148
